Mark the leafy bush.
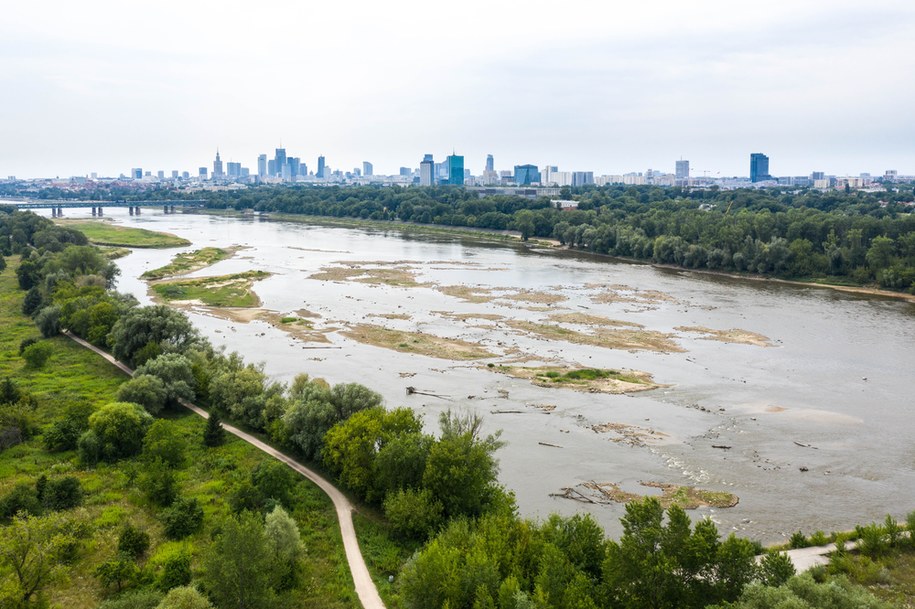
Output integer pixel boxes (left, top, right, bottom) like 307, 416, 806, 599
117, 374, 168, 415
157, 549, 193, 591
77, 429, 102, 465
383, 488, 444, 540
203, 412, 225, 447
789, 530, 809, 549
95, 554, 140, 592
40, 476, 83, 510
18, 336, 40, 355
97, 589, 164, 609
87, 401, 153, 461
758, 551, 795, 587
161, 498, 204, 539
855, 522, 888, 559
0, 482, 42, 522
141, 458, 178, 507
43, 401, 94, 451
118, 523, 151, 560
22, 340, 53, 368
142, 420, 187, 467
156, 586, 213, 609
22, 286, 44, 316
35, 305, 61, 337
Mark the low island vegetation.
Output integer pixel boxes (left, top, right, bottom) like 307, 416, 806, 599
141, 247, 241, 280
150, 271, 270, 308
56, 220, 191, 248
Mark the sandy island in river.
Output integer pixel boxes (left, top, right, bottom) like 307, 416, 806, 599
492, 366, 660, 394
341, 323, 496, 360
675, 325, 773, 347
553, 481, 739, 510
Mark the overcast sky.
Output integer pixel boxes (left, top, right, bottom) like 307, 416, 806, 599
3, 0, 915, 179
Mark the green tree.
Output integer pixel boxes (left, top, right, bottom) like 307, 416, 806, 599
142, 420, 187, 467
203, 412, 226, 447
161, 498, 204, 539
96, 554, 140, 592
118, 524, 150, 560
117, 374, 168, 415
0, 513, 63, 604
156, 547, 192, 591
135, 354, 196, 409
86, 401, 153, 461
0, 483, 42, 522
383, 488, 444, 540
203, 511, 276, 609
43, 401, 94, 451
108, 305, 199, 367
758, 551, 795, 587
140, 458, 178, 507
264, 505, 304, 590
40, 476, 83, 511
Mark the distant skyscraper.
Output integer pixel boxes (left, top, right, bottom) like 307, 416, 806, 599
274, 148, 286, 177
485, 154, 494, 173
131, 168, 142, 180
198, 167, 207, 179
317, 155, 326, 179
750, 153, 770, 182
288, 157, 300, 180
171, 170, 179, 179
227, 162, 241, 178
446, 154, 464, 185
571, 171, 594, 187
157, 170, 165, 179
675, 160, 690, 180
363, 161, 373, 176
514, 164, 541, 185
419, 154, 434, 186
257, 154, 267, 178
213, 150, 224, 178
811, 171, 825, 180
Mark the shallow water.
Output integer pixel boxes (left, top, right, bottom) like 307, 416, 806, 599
56, 208, 915, 543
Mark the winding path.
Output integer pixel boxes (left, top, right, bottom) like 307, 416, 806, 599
63, 332, 386, 609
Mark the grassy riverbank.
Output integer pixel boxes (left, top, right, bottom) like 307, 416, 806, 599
0, 256, 358, 609
150, 270, 270, 307
141, 247, 241, 279
55, 220, 191, 248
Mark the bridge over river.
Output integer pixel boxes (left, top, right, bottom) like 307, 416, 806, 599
0, 198, 206, 217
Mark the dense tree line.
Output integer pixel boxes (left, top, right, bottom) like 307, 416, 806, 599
162, 184, 915, 293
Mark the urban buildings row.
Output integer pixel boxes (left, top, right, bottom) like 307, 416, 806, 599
50, 150, 910, 193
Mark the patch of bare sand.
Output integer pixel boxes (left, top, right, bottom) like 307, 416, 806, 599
436, 285, 497, 303
505, 320, 684, 353
588, 284, 679, 307
193, 307, 332, 343
432, 311, 506, 322
547, 312, 643, 329
675, 325, 773, 347
497, 289, 567, 305
368, 313, 412, 320
309, 264, 426, 287
552, 481, 739, 509
341, 323, 496, 360
295, 309, 321, 319
590, 422, 669, 447
492, 366, 660, 394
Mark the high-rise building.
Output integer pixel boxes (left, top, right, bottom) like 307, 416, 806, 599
274, 148, 287, 177
811, 171, 825, 180
288, 157, 300, 180
514, 164, 541, 185
750, 153, 770, 182
227, 162, 241, 178
675, 160, 690, 180
571, 171, 594, 187
485, 154, 494, 172
212, 150, 224, 178
317, 155, 326, 179
198, 167, 207, 179
363, 161, 373, 177
399, 167, 412, 177
132, 168, 142, 180
171, 170, 179, 179
157, 170, 165, 179
446, 154, 464, 185
268, 160, 276, 176
257, 154, 267, 178
419, 154, 434, 186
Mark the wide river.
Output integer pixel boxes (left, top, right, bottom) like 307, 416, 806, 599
62, 208, 915, 542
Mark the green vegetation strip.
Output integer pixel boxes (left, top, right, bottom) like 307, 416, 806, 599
141, 246, 240, 279
56, 220, 191, 248
150, 271, 270, 307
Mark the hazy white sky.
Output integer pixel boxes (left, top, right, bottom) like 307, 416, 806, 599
3, 0, 915, 178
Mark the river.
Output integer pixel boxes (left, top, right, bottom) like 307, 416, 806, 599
58, 208, 915, 543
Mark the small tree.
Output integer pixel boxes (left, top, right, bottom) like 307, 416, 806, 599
203, 511, 276, 609
41, 476, 83, 510
157, 548, 192, 591
0, 377, 21, 404
143, 420, 187, 468
117, 374, 168, 416
0, 513, 66, 605
161, 498, 204, 539
96, 554, 140, 592
118, 524, 151, 560
141, 458, 178, 507
264, 505, 304, 590
87, 401, 153, 461
383, 488, 444, 540
759, 551, 796, 587
203, 412, 225, 447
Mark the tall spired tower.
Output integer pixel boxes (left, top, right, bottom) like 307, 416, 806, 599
213, 150, 224, 178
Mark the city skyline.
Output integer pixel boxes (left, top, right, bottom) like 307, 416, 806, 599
3, 1, 915, 178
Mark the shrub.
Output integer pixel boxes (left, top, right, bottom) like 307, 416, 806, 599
142, 420, 187, 468
22, 286, 44, 316
41, 476, 83, 510
35, 305, 62, 337
907, 510, 915, 549
43, 401, 94, 451
22, 341, 54, 368
162, 498, 204, 539
157, 549, 193, 591
118, 524, 151, 560
0, 482, 42, 522
788, 530, 809, 549
141, 458, 178, 507
0, 378, 21, 404
88, 401, 153, 461
77, 429, 102, 465
156, 586, 213, 609
383, 488, 444, 540
203, 412, 225, 447
759, 551, 795, 587
18, 337, 40, 355
884, 515, 901, 548
95, 554, 140, 592
97, 589, 164, 609
856, 523, 888, 559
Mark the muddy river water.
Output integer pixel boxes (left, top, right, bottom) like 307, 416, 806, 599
65, 209, 915, 542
